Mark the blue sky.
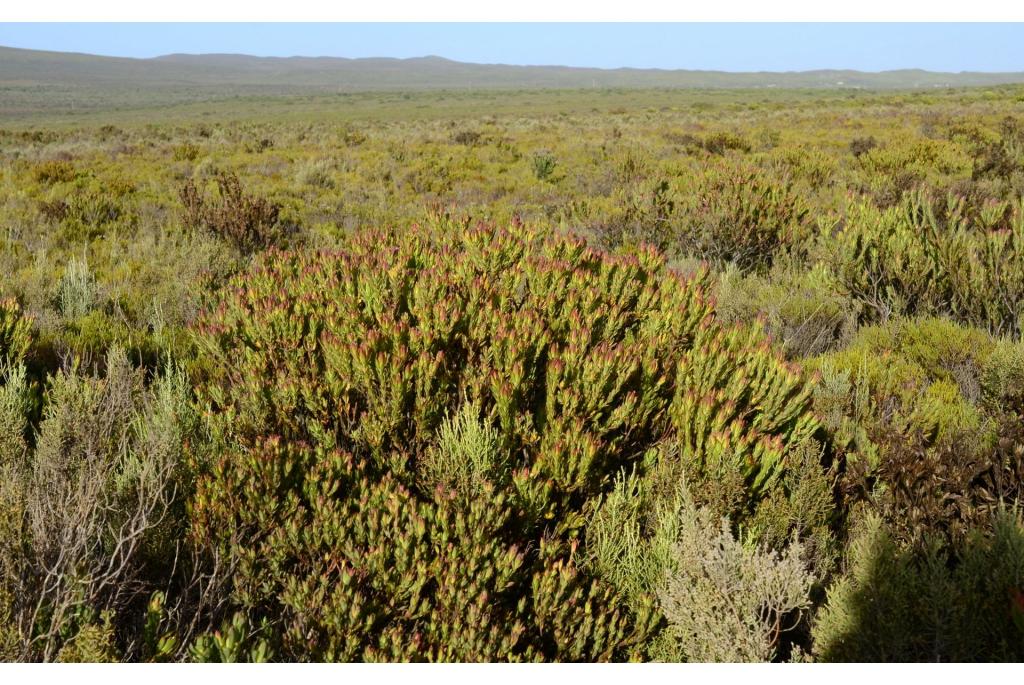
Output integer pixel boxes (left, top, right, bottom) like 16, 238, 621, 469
0, 23, 1021, 72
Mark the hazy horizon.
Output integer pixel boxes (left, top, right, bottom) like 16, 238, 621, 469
0, 23, 1022, 73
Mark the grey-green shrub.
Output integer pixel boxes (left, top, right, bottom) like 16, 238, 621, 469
586, 465, 823, 662
57, 257, 98, 320
656, 482, 815, 663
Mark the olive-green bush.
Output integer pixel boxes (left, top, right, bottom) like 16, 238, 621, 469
830, 190, 1024, 336
673, 160, 811, 272
813, 510, 1024, 662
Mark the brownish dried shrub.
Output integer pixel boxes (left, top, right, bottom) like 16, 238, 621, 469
178, 172, 290, 255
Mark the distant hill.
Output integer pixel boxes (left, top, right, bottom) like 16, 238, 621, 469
3, 45, 1024, 91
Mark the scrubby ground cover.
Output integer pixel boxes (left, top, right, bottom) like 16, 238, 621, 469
2, 85, 1024, 661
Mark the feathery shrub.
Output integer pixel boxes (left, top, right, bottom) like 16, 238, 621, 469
813, 511, 1024, 662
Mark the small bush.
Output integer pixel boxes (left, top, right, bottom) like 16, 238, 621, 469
657, 483, 815, 662
714, 264, 858, 359
172, 143, 201, 162
244, 138, 274, 154
0, 300, 32, 368
32, 160, 77, 185
701, 131, 752, 155
295, 159, 335, 189
849, 136, 877, 158
418, 402, 509, 496
830, 190, 1024, 335
179, 172, 290, 255
0, 350, 196, 661
452, 130, 482, 146
57, 258, 98, 320
673, 160, 810, 272
531, 152, 557, 182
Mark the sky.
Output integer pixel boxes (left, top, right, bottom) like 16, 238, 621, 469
0, 23, 1021, 72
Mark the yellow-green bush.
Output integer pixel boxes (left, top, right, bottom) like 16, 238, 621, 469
0, 300, 31, 368
714, 263, 859, 359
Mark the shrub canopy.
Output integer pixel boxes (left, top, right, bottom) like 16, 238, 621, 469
190, 219, 818, 660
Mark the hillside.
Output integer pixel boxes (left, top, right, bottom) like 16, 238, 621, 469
4, 44, 1024, 92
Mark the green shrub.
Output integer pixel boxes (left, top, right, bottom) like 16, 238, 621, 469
189, 612, 273, 663
806, 317, 991, 462
965, 116, 1024, 183
531, 152, 557, 182
673, 160, 810, 272
701, 131, 751, 155
0, 299, 32, 368
981, 337, 1024, 411
855, 138, 967, 207
57, 258, 98, 320
38, 186, 130, 242
0, 345, 33, 660
584, 464, 678, 623
55, 612, 119, 663
810, 317, 994, 447
189, 219, 818, 661
418, 402, 509, 496
770, 145, 837, 190
172, 143, 201, 162
813, 511, 1024, 662
592, 179, 676, 253
714, 263, 858, 360
294, 158, 335, 189
32, 160, 77, 185
830, 190, 1024, 335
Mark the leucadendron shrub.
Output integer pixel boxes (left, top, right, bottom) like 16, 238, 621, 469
830, 189, 1024, 336
672, 160, 812, 273
189, 217, 819, 661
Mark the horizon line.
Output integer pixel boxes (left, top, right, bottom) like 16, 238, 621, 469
3, 43, 1023, 75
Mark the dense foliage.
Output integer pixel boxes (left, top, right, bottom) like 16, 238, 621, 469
2, 85, 1024, 661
